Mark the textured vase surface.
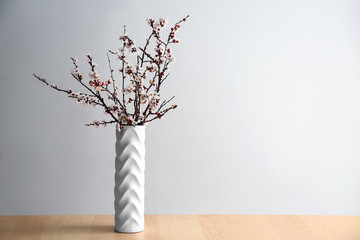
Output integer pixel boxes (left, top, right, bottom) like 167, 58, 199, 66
114, 125, 145, 233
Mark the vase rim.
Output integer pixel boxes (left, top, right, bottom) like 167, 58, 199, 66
118, 125, 146, 129
122, 124, 146, 127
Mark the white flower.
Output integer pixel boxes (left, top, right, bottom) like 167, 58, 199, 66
121, 115, 133, 125
124, 84, 134, 94
135, 75, 143, 83
88, 71, 100, 79
146, 18, 154, 26
125, 66, 135, 77
148, 94, 160, 111
70, 91, 79, 98
82, 96, 88, 105
167, 51, 173, 58
140, 92, 149, 104
153, 22, 160, 30
159, 18, 167, 28
155, 46, 164, 55
71, 68, 79, 75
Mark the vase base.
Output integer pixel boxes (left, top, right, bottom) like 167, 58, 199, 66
114, 228, 144, 233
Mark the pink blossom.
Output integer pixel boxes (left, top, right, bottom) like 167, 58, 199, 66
34, 16, 189, 127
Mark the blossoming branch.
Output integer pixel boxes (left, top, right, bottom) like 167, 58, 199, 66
33, 15, 189, 128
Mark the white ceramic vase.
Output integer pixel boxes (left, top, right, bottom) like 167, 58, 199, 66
114, 125, 145, 233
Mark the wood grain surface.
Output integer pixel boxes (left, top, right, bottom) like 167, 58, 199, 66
0, 215, 359, 240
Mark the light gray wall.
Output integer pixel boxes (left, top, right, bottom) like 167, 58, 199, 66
1, 0, 360, 215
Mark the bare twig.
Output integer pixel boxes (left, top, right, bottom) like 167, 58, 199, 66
33, 15, 189, 126
85, 120, 117, 127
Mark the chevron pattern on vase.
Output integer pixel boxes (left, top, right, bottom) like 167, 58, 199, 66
114, 125, 145, 233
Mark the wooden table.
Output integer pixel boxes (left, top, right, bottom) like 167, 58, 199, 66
0, 215, 359, 240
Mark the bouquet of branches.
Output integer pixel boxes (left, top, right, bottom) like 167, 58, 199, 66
34, 15, 189, 129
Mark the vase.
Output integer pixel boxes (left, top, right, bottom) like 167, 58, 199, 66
114, 125, 145, 233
